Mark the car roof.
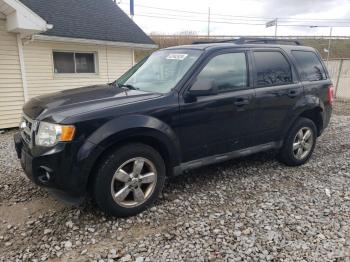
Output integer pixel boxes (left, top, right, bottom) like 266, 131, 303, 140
164, 42, 316, 52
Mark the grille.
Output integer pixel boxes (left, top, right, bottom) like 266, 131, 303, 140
20, 114, 36, 145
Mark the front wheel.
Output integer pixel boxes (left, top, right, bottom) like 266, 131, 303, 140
93, 143, 166, 217
278, 117, 317, 166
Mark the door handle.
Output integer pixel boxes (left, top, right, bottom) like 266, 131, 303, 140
287, 90, 298, 98
272, 91, 284, 96
234, 97, 250, 106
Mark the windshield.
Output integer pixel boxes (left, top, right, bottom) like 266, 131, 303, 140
116, 49, 203, 93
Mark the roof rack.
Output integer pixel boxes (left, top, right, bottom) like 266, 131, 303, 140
192, 37, 302, 46
234, 37, 301, 45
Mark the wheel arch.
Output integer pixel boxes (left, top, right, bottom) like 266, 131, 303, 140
299, 107, 324, 136
78, 115, 181, 194
283, 105, 324, 139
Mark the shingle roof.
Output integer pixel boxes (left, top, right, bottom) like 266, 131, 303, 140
20, 0, 154, 45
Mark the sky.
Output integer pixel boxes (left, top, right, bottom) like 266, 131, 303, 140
118, 0, 350, 36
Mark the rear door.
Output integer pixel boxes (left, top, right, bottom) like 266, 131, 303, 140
252, 49, 304, 145
178, 50, 256, 162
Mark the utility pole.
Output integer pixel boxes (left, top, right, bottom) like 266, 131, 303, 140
274, 18, 278, 38
207, 7, 211, 37
130, 0, 134, 20
326, 27, 333, 65
310, 25, 333, 63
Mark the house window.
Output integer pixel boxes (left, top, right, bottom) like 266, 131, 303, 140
53, 51, 97, 74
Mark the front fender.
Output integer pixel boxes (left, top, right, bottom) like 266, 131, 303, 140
77, 115, 181, 179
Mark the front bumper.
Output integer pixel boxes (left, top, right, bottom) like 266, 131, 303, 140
14, 132, 90, 201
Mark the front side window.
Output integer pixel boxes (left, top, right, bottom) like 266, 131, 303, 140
196, 52, 248, 92
292, 51, 326, 81
254, 51, 292, 87
120, 49, 202, 93
53, 51, 96, 74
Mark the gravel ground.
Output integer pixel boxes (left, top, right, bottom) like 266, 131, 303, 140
1, 100, 350, 261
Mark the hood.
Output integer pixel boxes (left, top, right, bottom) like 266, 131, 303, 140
23, 84, 161, 121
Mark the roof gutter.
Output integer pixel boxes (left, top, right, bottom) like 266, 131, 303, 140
33, 35, 158, 49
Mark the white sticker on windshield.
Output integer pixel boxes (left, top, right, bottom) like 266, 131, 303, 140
166, 54, 188, 60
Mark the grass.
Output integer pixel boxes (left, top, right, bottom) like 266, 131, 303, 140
302, 39, 350, 59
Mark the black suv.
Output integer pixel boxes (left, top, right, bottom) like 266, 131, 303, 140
14, 38, 333, 217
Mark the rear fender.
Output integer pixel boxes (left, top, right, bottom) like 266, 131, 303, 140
281, 95, 323, 138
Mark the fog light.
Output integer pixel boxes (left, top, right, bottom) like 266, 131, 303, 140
37, 166, 53, 184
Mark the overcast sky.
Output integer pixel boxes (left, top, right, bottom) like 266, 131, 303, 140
118, 0, 350, 36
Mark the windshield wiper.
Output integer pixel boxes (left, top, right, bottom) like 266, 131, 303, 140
119, 84, 139, 90
108, 81, 139, 90
108, 81, 117, 87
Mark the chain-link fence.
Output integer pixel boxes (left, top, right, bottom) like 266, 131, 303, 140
327, 59, 350, 100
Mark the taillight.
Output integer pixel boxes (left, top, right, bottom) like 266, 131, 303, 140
328, 85, 334, 105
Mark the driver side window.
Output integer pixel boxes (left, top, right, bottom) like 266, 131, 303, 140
197, 52, 248, 92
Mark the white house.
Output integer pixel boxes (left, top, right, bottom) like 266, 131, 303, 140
0, 0, 156, 128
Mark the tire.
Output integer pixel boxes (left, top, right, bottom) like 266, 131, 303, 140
278, 117, 317, 166
93, 143, 166, 217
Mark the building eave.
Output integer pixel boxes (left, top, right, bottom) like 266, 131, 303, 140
0, 0, 51, 36
33, 34, 158, 49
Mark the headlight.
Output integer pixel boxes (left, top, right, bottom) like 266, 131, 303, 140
35, 122, 75, 147
19, 118, 26, 129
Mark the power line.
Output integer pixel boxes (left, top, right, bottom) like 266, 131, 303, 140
136, 14, 350, 27
138, 11, 269, 22
278, 18, 350, 24
137, 14, 268, 26
119, 3, 350, 23
138, 11, 350, 25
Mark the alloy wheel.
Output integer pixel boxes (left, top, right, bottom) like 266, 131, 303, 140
110, 157, 157, 208
292, 127, 314, 160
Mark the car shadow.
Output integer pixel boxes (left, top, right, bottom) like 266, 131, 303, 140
165, 150, 278, 189
79, 150, 280, 219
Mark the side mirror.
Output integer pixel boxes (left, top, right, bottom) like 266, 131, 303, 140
187, 79, 218, 97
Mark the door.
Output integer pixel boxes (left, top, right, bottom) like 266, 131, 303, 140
252, 50, 304, 145
178, 51, 255, 162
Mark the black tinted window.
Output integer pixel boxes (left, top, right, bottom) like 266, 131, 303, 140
254, 51, 292, 87
75, 53, 95, 73
53, 52, 75, 73
197, 53, 247, 92
53, 51, 96, 74
292, 51, 326, 81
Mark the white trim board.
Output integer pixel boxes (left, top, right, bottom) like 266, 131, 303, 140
33, 35, 158, 50
16, 34, 28, 102
1, 0, 52, 35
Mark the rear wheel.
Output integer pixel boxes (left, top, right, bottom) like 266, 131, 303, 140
93, 143, 166, 217
278, 117, 317, 166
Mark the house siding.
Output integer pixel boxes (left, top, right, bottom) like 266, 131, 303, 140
0, 30, 134, 129
0, 19, 24, 129
23, 41, 133, 99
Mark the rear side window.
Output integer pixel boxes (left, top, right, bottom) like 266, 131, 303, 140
197, 52, 247, 92
292, 51, 326, 81
253, 51, 292, 87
